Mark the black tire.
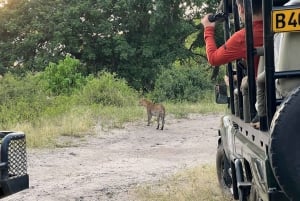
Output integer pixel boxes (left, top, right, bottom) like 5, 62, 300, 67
269, 87, 300, 200
216, 143, 232, 196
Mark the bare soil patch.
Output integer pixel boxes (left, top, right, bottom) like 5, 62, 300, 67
3, 114, 221, 201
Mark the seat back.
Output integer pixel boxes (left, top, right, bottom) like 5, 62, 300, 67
276, 32, 300, 97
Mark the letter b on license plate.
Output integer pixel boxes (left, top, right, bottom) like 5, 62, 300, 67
272, 8, 300, 32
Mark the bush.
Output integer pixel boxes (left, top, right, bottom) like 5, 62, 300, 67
42, 55, 86, 95
150, 63, 213, 102
0, 69, 139, 129
0, 73, 49, 128
76, 72, 139, 107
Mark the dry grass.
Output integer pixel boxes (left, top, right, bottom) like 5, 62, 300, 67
11, 105, 144, 148
12, 107, 96, 148
8, 101, 226, 148
135, 164, 233, 201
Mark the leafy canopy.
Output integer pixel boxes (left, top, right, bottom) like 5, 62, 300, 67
0, 0, 222, 90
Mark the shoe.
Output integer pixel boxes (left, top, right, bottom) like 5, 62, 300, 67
250, 121, 260, 129
251, 114, 259, 123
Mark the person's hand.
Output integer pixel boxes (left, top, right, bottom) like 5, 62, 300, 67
241, 76, 248, 90
224, 75, 229, 86
201, 14, 216, 28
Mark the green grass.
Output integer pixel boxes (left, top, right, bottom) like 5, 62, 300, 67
165, 101, 226, 118
135, 164, 233, 201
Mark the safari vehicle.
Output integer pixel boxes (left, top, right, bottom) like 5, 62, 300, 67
212, 0, 300, 200
0, 131, 29, 198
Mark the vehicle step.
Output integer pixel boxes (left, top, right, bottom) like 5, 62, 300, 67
237, 181, 252, 189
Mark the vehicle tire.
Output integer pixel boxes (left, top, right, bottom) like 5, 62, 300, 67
216, 143, 232, 196
269, 86, 300, 200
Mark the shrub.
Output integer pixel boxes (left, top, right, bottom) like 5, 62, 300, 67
42, 55, 86, 95
0, 73, 49, 128
77, 72, 139, 107
150, 63, 213, 102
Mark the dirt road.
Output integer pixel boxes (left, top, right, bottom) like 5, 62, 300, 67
3, 114, 222, 201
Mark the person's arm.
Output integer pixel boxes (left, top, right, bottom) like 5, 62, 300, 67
204, 28, 246, 66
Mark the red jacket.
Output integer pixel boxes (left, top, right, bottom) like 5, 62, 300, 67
204, 20, 263, 77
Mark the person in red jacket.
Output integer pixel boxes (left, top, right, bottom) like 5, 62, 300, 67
201, 0, 263, 127
201, 0, 263, 76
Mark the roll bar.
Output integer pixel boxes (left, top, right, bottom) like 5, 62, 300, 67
216, 0, 279, 130
244, 0, 257, 121
263, 0, 277, 126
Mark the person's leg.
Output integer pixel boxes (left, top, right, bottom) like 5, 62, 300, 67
253, 71, 268, 130
256, 71, 266, 117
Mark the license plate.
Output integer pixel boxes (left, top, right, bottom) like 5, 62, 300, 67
272, 7, 300, 32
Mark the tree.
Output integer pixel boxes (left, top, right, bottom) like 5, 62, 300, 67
0, 0, 221, 90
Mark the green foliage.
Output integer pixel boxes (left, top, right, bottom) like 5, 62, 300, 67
0, 72, 76, 128
40, 95, 76, 119
0, 0, 227, 148
42, 56, 86, 95
76, 72, 139, 107
164, 95, 226, 118
0, 68, 139, 130
151, 62, 213, 102
0, 68, 225, 148
0, 0, 214, 91
0, 73, 48, 127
